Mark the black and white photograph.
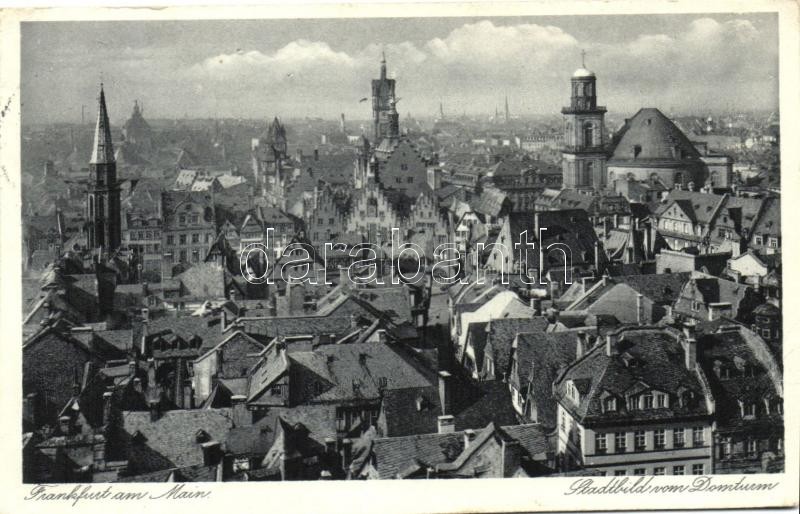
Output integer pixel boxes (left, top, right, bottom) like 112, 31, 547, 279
1, 1, 798, 512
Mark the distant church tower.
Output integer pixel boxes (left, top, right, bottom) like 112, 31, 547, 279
561, 52, 607, 191
371, 53, 398, 142
86, 84, 121, 255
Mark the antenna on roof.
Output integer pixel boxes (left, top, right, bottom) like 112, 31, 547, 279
581, 49, 587, 68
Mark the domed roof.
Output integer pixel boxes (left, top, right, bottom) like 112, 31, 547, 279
753, 302, 780, 317
572, 67, 595, 78
609, 108, 702, 163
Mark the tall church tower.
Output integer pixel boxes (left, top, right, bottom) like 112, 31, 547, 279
86, 84, 121, 255
561, 54, 607, 190
371, 53, 398, 142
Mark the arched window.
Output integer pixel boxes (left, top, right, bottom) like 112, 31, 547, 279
583, 123, 594, 147
585, 161, 594, 185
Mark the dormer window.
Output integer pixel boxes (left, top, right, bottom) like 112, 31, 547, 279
641, 393, 654, 409
744, 403, 756, 418
603, 397, 617, 412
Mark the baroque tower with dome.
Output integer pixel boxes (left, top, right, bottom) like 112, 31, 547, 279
561, 54, 608, 191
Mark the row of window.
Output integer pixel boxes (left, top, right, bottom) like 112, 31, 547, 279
753, 235, 780, 248
594, 428, 705, 453
603, 464, 705, 476
164, 249, 203, 264
178, 214, 200, 225
130, 243, 160, 254
166, 233, 214, 246
129, 230, 161, 241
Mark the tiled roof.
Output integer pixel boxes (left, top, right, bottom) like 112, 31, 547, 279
555, 327, 712, 424
508, 210, 604, 268
369, 423, 547, 479
512, 330, 581, 428
121, 408, 233, 474
609, 108, 702, 164
480, 317, 550, 378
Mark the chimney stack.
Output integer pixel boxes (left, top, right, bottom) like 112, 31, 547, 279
148, 399, 161, 422
594, 241, 601, 273
221, 309, 229, 332
102, 391, 113, 426
501, 438, 521, 477
133, 377, 143, 394
341, 438, 353, 470
684, 337, 697, 371
437, 415, 455, 434
128, 360, 137, 377
231, 395, 251, 427
201, 441, 223, 466
576, 330, 587, 358
530, 297, 541, 315
534, 212, 540, 236
59, 415, 72, 436
636, 293, 644, 325
438, 371, 452, 415
463, 429, 476, 449
605, 333, 617, 357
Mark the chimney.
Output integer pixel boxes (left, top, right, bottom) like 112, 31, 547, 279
683, 320, 697, 340
594, 241, 601, 273
341, 438, 353, 469
534, 212, 540, 236
97, 391, 112, 427
146, 358, 156, 389
23, 393, 38, 428
603, 217, 609, 238
684, 337, 697, 371
133, 377, 143, 394
59, 415, 72, 436
128, 360, 137, 377
530, 297, 541, 315
438, 371, 452, 415
229, 288, 236, 303
463, 429, 476, 449
437, 415, 455, 434
324, 437, 336, 455
141, 307, 150, 322
231, 394, 251, 427
636, 293, 644, 325
605, 333, 617, 357
148, 399, 161, 422
501, 438, 521, 477
314, 148, 319, 161
201, 441, 223, 466
576, 331, 587, 358
174, 360, 184, 409
221, 309, 229, 332
613, 214, 619, 228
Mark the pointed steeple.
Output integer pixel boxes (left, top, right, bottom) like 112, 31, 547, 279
90, 84, 115, 165
380, 51, 387, 80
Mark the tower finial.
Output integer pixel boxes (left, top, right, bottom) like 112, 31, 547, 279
581, 49, 586, 68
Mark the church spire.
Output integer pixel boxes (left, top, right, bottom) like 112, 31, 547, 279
90, 84, 115, 165
380, 51, 387, 80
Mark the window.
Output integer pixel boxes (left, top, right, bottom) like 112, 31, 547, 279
192, 250, 199, 263
191, 214, 198, 224
692, 464, 704, 475
754, 235, 763, 245
406, 176, 413, 183
633, 468, 645, 476
206, 233, 212, 243
603, 397, 617, 412
672, 428, 686, 448
192, 233, 200, 244
673, 465, 685, 476
614, 470, 626, 476
721, 438, 732, 459
634, 430, 646, 450
145, 231, 152, 239
693, 427, 704, 446
615, 432, 627, 452
560, 413, 566, 432
691, 300, 700, 311
179, 250, 187, 262
179, 215, 186, 224
762, 328, 771, 339
654, 429, 666, 449
744, 403, 756, 418
747, 439, 757, 457
656, 393, 667, 408
642, 393, 654, 409
768, 237, 778, 248
654, 467, 665, 476
596, 433, 607, 454
271, 384, 282, 396
179, 234, 187, 245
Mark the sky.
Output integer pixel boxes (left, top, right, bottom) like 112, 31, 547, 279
21, 13, 779, 124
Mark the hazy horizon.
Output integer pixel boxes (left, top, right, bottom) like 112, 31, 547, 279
21, 13, 779, 125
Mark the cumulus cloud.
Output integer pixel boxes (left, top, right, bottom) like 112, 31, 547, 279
21, 16, 778, 123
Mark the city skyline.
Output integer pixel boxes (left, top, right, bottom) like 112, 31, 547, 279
22, 13, 778, 124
